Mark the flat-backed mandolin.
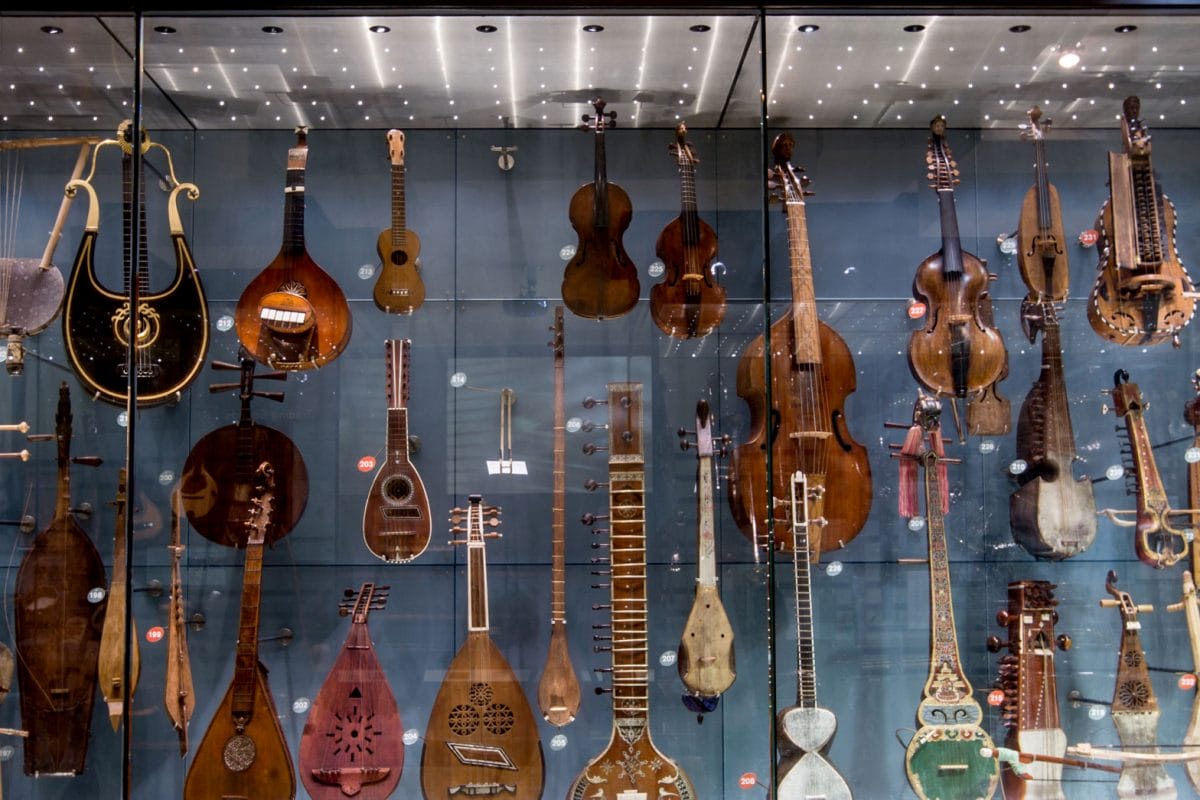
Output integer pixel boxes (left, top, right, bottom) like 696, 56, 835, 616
373, 129, 425, 314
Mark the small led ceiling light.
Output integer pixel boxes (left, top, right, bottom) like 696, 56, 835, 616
369, 25, 390, 34
1114, 24, 1138, 34
40, 25, 63, 35
1058, 49, 1081, 69
582, 24, 604, 33
476, 24, 497, 33
262, 25, 284, 35
153, 25, 177, 34
798, 24, 819, 33
1009, 24, 1031, 33
690, 24, 711, 33
903, 24, 926, 33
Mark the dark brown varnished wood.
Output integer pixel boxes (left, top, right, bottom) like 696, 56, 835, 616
373, 129, 425, 315
1016, 108, 1071, 303
966, 294, 1012, 436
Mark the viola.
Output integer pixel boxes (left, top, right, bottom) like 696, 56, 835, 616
372, 129, 425, 314
1016, 107, 1070, 302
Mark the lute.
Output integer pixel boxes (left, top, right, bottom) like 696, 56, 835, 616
1167, 570, 1200, 794
372, 129, 425, 314
164, 487, 195, 757
97, 467, 140, 731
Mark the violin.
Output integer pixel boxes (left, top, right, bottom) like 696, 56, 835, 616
908, 116, 1006, 399
1017, 107, 1070, 302
649, 123, 725, 338
1089, 96, 1195, 347
561, 97, 639, 320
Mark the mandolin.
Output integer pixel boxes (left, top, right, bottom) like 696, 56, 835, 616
181, 352, 307, 549
1017, 107, 1070, 303
63, 121, 209, 406
97, 468, 140, 732
775, 470, 850, 799
421, 495, 545, 799
728, 132, 871, 559
676, 399, 736, 702
235, 127, 352, 370
1167, 570, 1200, 793
184, 462, 296, 800
300, 582, 402, 800
561, 97, 639, 320
570, 383, 696, 800
1100, 570, 1176, 799
987, 580, 1071, 800
362, 338, 431, 563
536, 307, 581, 727
164, 487, 195, 757
372, 129, 425, 314
899, 393, 999, 800
14, 382, 106, 776
908, 117, 1006, 399
649, 123, 725, 339
1089, 96, 1195, 347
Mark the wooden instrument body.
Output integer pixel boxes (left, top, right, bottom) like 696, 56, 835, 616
164, 489, 195, 757
650, 215, 724, 338
677, 584, 735, 698
567, 726, 697, 800
373, 129, 425, 314
537, 621, 578, 728
1017, 182, 1069, 301
965, 294, 1011, 436
562, 181, 639, 319
97, 468, 140, 731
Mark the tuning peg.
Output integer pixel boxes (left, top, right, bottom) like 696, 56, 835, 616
0, 450, 29, 461
582, 513, 608, 525
449, 525, 466, 534
591, 603, 612, 611
594, 686, 613, 695
593, 634, 612, 641
593, 645, 612, 653
592, 623, 611, 630
996, 609, 1011, 627
70, 502, 93, 520
591, 541, 609, 549
590, 569, 612, 576
581, 420, 607, 433
583, 396, 607, 408
72, 455, 103, 467
590, 556, 609, 564
986, 636, 1008, 653
252, 390, 285, 402
210, 360, 241, 371
591, 582, 610, 589
582, 442, 607, 455
1057, 634, 1072, 651
0, 515, 36, 533
591, 528, 610, 537
584, 479, 607, 492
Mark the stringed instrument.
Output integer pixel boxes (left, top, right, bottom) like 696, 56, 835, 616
1100, 570, 1176, 799
421, 495, 544, 798
569, 383, 696, 800
235, 127, 352, 370
184, 463, 296, 800
775, 471, 850, 799
536, 306, 581, 727
649, 123, 725, 339
1017, 107, 1070, 303
1009, 299, 1096, 559
899, 394, 999, 800
164, 487, 195, 757
908, 116, 1006, 399
965, 290, 1012, 437
728, 132, 871, 559
1167, 571, 1200, 793
372, 129, 425, 314
987, 580, 1071, 800
63, 120, 209, 406
180, 351, 308, 549
676, 399, 736, 702
561, 97, 639, 320
1089, 96, 1195, 347
362, 338, 431, 563
300, 582, 402, 800
14, 382, 106, 776
97, 468, 140, 732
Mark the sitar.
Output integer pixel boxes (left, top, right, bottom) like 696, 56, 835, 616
362, 338, 431, 563
1167, 570, 1200, 794
421, 495, 545, 798
235, 127, 352, 370
184, 463, 296, 800
164, 487, 195, 757
569, 383, 696, 800
536, 306, 581, 727
97, 468, 140, 731
300, 582, 402, 800
373, 129, 425, 314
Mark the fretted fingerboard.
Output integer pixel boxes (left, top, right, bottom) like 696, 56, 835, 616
921, 451, 972, 703
231, 539, 265, 721
390, 163, 407, 248
609, 465, 649, 725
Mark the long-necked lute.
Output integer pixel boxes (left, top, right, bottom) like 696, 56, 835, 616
97, 467, 140, 731
1167, 570, 1200, 793
164, 487, 195, 757
373, 129, 425, 314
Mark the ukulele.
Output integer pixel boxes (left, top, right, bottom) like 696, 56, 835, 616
1089, 96, 1195, 347
1017, 107, 1070, 303
164, 487, 195, 757
1167, 571, 1200, 793
300, 582, 402, 800
898, 394, 999, 800
372, 129, 425, 314
676, 399, 736, 702
180, 351, 308, 548
235, 127, 352, 370
62, 121, 209, 406
97, 468, 140, 732
908, 116, 1007, 399
1100, 570, 1176, 799
728, 132, 871, 559
775, 471, 850, 799
14, 382, 106, 776
421, 495, 545, 799
184, 462, 296, 800
987, 580, 1071, 800
570, 383, 696, 800
649, 123, 725, 339
362, 338, 431, 563
561, 97, 639, 320
536, 306, 581, 727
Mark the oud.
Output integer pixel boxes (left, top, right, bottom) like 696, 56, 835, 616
164, 488, 195, 757
97, 468, 140, 731
362, 338, 431, 563
1089, 96, 1195, 347
300, 582, 402, 800
728, 132, 871, 559
421, 496, 545, 798
235, 127, 352, 370
569, 383, 696, 800
373, 129, 425, 314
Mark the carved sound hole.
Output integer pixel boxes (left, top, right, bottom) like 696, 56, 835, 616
483, 703, 514, 735
1118, 679, 1151, 709
382, 475, 413, 504
390, 250, 409, 266
222, 734, 257, 772
1123, 650, 1143, 668
448, 704, 480, 736
469, 683, 493, 706
331, 703, 379, 759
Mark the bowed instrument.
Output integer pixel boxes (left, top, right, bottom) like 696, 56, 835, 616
1167, 570, 1200, 793
1016, 107, 1070, 302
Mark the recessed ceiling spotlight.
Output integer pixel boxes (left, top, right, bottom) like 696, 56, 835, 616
153, 25, 177, 34
903, 24, 925, 33
369, 25, 391, 34
798, 24, 819, 33
40, 25, 63, 35
476, 24, 497, 33
262, 25, 284, 35
582, 24, 604, 33
1009, 25, 1031, 33
690, 24, 711, 33
1114, 24, 1138, 34
1058, 50, 1081, 68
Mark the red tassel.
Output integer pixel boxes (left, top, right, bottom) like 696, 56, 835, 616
930, 429, 950, 514
897, 422, 924, 518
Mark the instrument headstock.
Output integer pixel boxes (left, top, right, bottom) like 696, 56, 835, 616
769, 132, 811, 206
1100, 569, 1152, 621
1109, 369, 1144, 419
386, 129, 405, 167
116, 119, 150, 156
55, 382, 71, 470
550, 306, 565, 358
925, 116, 960, 191
448, 495, 501, 546
245, 462, 276, 548
1121, 95, 1151, 158
294, 126, 308, 148
669, 122, 698, 168
607, 383, 644, 461
912, 391, 943, 434
1021, 106, 1050, 141
339, 582, 390, 623
583, 97, 617, 134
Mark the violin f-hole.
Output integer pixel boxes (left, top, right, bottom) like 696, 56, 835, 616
831, 410, 853, 453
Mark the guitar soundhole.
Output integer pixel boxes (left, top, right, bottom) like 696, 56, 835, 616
448, 704, 480, 736
222, 734, 257, 772
1117, 679, 1150, 709
483, 704, 514, 735
390, 250, 409, 266
468, 682, 493, 706
382, 475, 413, 504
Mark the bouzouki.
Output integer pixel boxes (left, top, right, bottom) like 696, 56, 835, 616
536, 307, 581, 727
184, 462, 296, 800
164, 487, 195, 757
235, 127, 352, 370
300, 582, 402, 800
97, 467, 140, 731
373, 129, 425, 314
421, 495, 545, 798
362, 338, 431, 563
570, 383, 696, 800
1167, 570, 1200, 793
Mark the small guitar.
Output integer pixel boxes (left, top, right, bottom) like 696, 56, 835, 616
97, 468, 140, 732
373, 129, 425, 314
421, 496, 545, 798
235, 127, 352, 370
363, 338, 431, 563
164, 487, 195, 757
300, 582, 402, 800
184, 463, 296, 800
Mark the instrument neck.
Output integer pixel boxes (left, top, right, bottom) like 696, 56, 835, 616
1038, 309, 1077, 462
467, 535, 490, 633
609, 459, 649, 731
592, 126, 609, 229
679, 160, 699, 246
937, 189, 965, 277
1191, 415, 1200, 577
550, 348, 566, 623
696, 452, 717, 588
1033, 139, 1053, 237
387, 408, 410, 464
234, 398, 256, 482
1130, 157, 1165, 268
790, 475, 818, 707
111, 472, 129, 587
231, 538, 265, 727
921, 452, 971, 700
1124, 405, 1169, 513
282, 150, 307, 255
121, 151, 150, 296
347, 583, 376, 649
390, 163, 407, 246
785, 197, 822, 364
